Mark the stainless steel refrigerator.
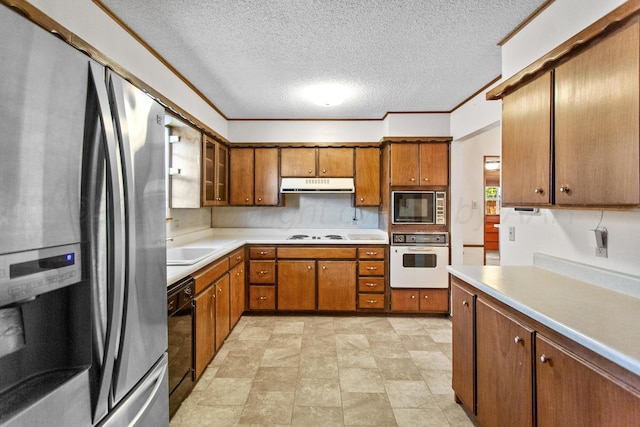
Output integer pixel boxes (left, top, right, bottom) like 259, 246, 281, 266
0, 5, 168, 426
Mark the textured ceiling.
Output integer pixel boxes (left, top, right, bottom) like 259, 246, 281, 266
101, 0, 547, 119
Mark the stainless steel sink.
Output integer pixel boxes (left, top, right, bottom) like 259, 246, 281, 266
166, 247, 219, 265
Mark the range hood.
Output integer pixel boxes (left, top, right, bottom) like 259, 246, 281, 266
280, 177, 355, 193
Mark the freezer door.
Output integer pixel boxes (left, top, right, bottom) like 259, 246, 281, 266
106, 70, 168, 406
0, 7, 87, 254
99, 354, 169, 427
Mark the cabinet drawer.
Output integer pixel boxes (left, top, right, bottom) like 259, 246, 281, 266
418, 289, 449, 312
358, 260, 384, 276
228, 248, 245, 267
193, 258, 229, 294
358, 294, 385, 309
277, 247, 356, 259
358, 247, 385, 259
249, 260, 276, 283
249, 247, 276, 259
249, 286, 275, 310
358, 277, 385, 292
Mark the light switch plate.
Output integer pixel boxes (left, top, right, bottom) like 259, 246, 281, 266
508, 226, 515, 241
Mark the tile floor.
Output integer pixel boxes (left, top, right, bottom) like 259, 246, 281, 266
170, 315, 474, 426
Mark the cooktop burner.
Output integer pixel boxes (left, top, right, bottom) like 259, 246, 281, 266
286, 234, 346, 240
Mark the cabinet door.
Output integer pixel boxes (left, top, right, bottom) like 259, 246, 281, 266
555, 22, 639, 206
354, 147, 380, 206
318, 147, 353, 177
502, 72, 552, 206
317, 261, 356, 311
229, 263, 245, 328
193, 286, 215, 380
418, 289, 448, 312
536, 334, 640, 426
390, 144, 419, 186
214, 143, 229, 205
201, 135, 216, 206
229, 147, 254, 205
451, 282, 475, 412
476, 299, 533, 427
281, 147, 316, 177
277, 260, 316, 310
390, 290, 419, 311
214, 274, 230, 351
255, 148, 279, 205
419, 143, 448, 186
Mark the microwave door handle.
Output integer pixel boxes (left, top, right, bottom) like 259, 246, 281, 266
88, 61, 127, 424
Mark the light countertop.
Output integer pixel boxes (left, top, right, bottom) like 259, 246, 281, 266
447, 261, 640, 377
167, 228, 388, 285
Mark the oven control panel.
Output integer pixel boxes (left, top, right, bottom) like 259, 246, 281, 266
392, 232, 448, 246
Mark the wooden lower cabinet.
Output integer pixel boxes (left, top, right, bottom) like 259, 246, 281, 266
391, 288, 449, 313
278, 260, 316, 310
193, 286, 215, 380
451, 281, 475, 412
214, 274, 230, 352
229, 262, 245, 328
318, 261, 356, 311
536, 335, 640, 426
249, 285, 275, 310
476, 299, 534, 427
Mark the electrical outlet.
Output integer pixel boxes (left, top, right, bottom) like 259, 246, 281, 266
508, 226, 515, 241
596, 247, 608, 258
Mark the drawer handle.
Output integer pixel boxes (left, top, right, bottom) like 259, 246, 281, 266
259, 251, 267, 255
462, 300, 469, 306
184, 287, 193, 296
366, 299, 378, 304
366, 267, 377, 271
514, 336, 522, 344
534, 187, 544, 194
365, 252, 378, 256
258, 296, 268, 301
559, 186, 570, 194
411, 295, 416, 299
365, 283, 378, 287
236, 256, 242, 260
168, 301, 176, 311
258, 270, 268, 275
540, 354, 549, 363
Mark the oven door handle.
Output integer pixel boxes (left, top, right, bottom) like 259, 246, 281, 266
406, 247, 442, 252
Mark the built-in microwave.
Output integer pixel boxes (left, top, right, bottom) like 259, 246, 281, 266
392, 191, 446, 225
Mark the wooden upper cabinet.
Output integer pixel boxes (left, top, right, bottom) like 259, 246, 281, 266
390, 143, 448, 186
419, 143, 448, 186
229, 147, 254, 205
280, 147, 316, 177
354, 147, 380, 206
318, 147, 354, 177
230, 147, 279, 206
390, 144, 420, 185
255, 148, 279, 205
202, 135, 228, 206
555, 21, 640, 206
501, 72, 553, 206
280, 147, 354, 177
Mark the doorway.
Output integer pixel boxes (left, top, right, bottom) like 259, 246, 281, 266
484, 156, 500, 265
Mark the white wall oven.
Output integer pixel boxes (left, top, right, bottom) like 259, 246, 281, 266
390, 232, 449, 289
392, 191, 446, 225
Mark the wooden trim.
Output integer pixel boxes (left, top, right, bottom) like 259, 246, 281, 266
497, 1, 556, 46
380, 136, 452, 144
487, 1, 640, 100
230, 141, 380, 148
450, 74, 502, 113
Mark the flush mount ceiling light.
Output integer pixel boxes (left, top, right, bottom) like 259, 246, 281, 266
303, 83, 353, 107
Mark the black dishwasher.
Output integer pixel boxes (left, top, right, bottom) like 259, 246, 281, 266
167, 276, 195, 418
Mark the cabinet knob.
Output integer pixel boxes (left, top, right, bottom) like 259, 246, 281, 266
308, 265, 312, 270
308, 169, 313, 174
534, 187, 544, 194
559, 186, 570, 193
514, 336, 522, 344
424, 295, 428, 299
258, 296, 268, 301
322, 265, 326, 270
424, 177, 429, 182
462, 300, 469, 306
410, 178, 416, 182
540, 354, 549, 363
236, 256, 242, 260
411, 295, 416, 299
257, 197, 262, 202
258, 270, 268, 275
360, 198, 364, 202
245, 197, 250, 202
322, 169, 327, 174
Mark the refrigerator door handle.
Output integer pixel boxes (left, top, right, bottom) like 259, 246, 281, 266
88, 61, 127, 424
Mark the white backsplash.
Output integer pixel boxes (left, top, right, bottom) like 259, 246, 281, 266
211, 193, 379, 229
167, 207, 212, 237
